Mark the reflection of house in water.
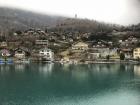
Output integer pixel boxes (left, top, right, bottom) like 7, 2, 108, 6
15, 64, 26, 72
0, 65, 10, 73
89, 64, 120, 75
38, 63, 54, 75
134, 65, 140, 76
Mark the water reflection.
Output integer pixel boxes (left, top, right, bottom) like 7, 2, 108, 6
0, 63, 137, 77
0, 63, 140, 105
38, 63, 54, 76
71, 69, 89, 82
60, 64, 135, 77
15, 64, 26, 72
0, 65, 11, 74
134, 65, 140, 76
56, 64, 136, 88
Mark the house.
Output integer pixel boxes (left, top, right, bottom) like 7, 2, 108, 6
0, 42, 7, 48
35, 40, 48, 45
88, 50, 100, 60
133, 48, 140, 59
120, 48, 133, 59
91, 46, 119, 59
72, 42, 88, 51
92, 41, 109, 48
39, 48, 54, 61
119, 36, 138, 48
109, 48, 119, 57
92, 47, 110, 58
0, 49, 11, 57
8, 41, 22, 48
14, 47, 30, 60
98, 48, 110, 58
60, 57, 70, 63
128, 36, 138, 43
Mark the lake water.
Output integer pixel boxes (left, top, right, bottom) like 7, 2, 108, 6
0, 63, 140, 105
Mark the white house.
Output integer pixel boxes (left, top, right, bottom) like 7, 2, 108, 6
72, 42, 88, 51
88, 52, 100, 60
92, 47, 110, 58
14, 48, 26, 59
109, 48, 118, 56
39, 48, 54, 61
35, 40, 48, 45
87, 49, 100, 60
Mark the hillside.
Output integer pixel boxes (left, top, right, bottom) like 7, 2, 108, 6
0, 7, 123, 33
52, 18, 121, 33
0, 7, 66, 31
0, 7, 140, 36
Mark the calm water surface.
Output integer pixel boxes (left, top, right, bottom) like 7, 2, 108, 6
0, 63, 140, 105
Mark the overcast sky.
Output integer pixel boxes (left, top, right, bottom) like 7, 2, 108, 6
0, 0, 140, 25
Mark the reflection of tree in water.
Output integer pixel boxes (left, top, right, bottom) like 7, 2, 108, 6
0, 64, 25, 76
0, 65, 10, 74
120, 64, 126, 72
15, 64, 26, 72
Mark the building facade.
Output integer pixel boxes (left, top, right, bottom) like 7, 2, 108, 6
0, 49, 11, 57
133, 48, 140, 59
14, 49, 26, 59
72, 42, 88, 51
39, 48, 54, 61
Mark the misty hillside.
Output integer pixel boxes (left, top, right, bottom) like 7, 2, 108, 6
0, 7, 121, 32
53, 18, 122, 33
0, 7, 66, 30
0, 7, 139, 35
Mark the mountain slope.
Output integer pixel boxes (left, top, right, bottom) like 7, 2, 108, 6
0, 7, 66, 30
0, 7, 127, 35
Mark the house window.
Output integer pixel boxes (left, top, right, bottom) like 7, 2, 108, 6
134, 49, 138, 52
136, 56, 139, 59
17, 50, 23, 54
47, 55, 50, 57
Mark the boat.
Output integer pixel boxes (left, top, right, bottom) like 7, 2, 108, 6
0, 58, 14, 64
0, 59, 5, 64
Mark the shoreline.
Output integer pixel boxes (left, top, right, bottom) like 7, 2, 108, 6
0, 57, 140, 65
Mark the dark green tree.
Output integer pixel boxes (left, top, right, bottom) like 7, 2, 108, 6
120, 53, 125, 60
106, 55, 110, 61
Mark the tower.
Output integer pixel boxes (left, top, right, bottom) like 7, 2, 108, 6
75, 14, 77, 18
